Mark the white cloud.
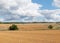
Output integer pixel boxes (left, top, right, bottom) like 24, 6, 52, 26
0, 0, 42, 16
0, 18, 4, 21
0, 0, 60, 22
0, 0, 43, 22
41, 9, 60, 22
52, 0, 60, 8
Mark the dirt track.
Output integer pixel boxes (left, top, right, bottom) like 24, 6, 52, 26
0, 30, 60, 43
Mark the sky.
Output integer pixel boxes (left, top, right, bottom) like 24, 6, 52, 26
0, 0, 60, 22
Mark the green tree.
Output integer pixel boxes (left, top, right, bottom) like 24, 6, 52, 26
9, 24, 18, 30
48, 25, 53, 29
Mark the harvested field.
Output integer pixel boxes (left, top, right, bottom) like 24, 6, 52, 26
0, 23, 56, 30
0, 30, 60, 43
0, 23, 60, 43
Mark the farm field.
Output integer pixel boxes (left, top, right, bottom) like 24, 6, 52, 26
0, 23, 60, 43
0, 30, 60, 43
0, 23, 57, 30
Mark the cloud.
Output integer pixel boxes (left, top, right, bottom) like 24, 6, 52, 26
0, 18, 4, 21
52, 0, 60, 8
41, 9, 60, 22
0, 0, 43, 22
0, 0, 60, 22
0, 0, 42, 16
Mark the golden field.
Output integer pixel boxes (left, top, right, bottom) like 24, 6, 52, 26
0, 30, 60, 43
0, 23, 60, 43
0, 23, 57, 30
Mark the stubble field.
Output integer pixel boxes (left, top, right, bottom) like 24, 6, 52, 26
0, 30, 60, 43
0, 23, 56, 30
0, 23, 60, 43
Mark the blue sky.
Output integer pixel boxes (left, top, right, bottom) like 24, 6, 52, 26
32, 0, 57, 10
0, 0, 60, 22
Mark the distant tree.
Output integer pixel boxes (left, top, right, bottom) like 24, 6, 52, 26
9, 24, 18, 30
48, 25, 53, 29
